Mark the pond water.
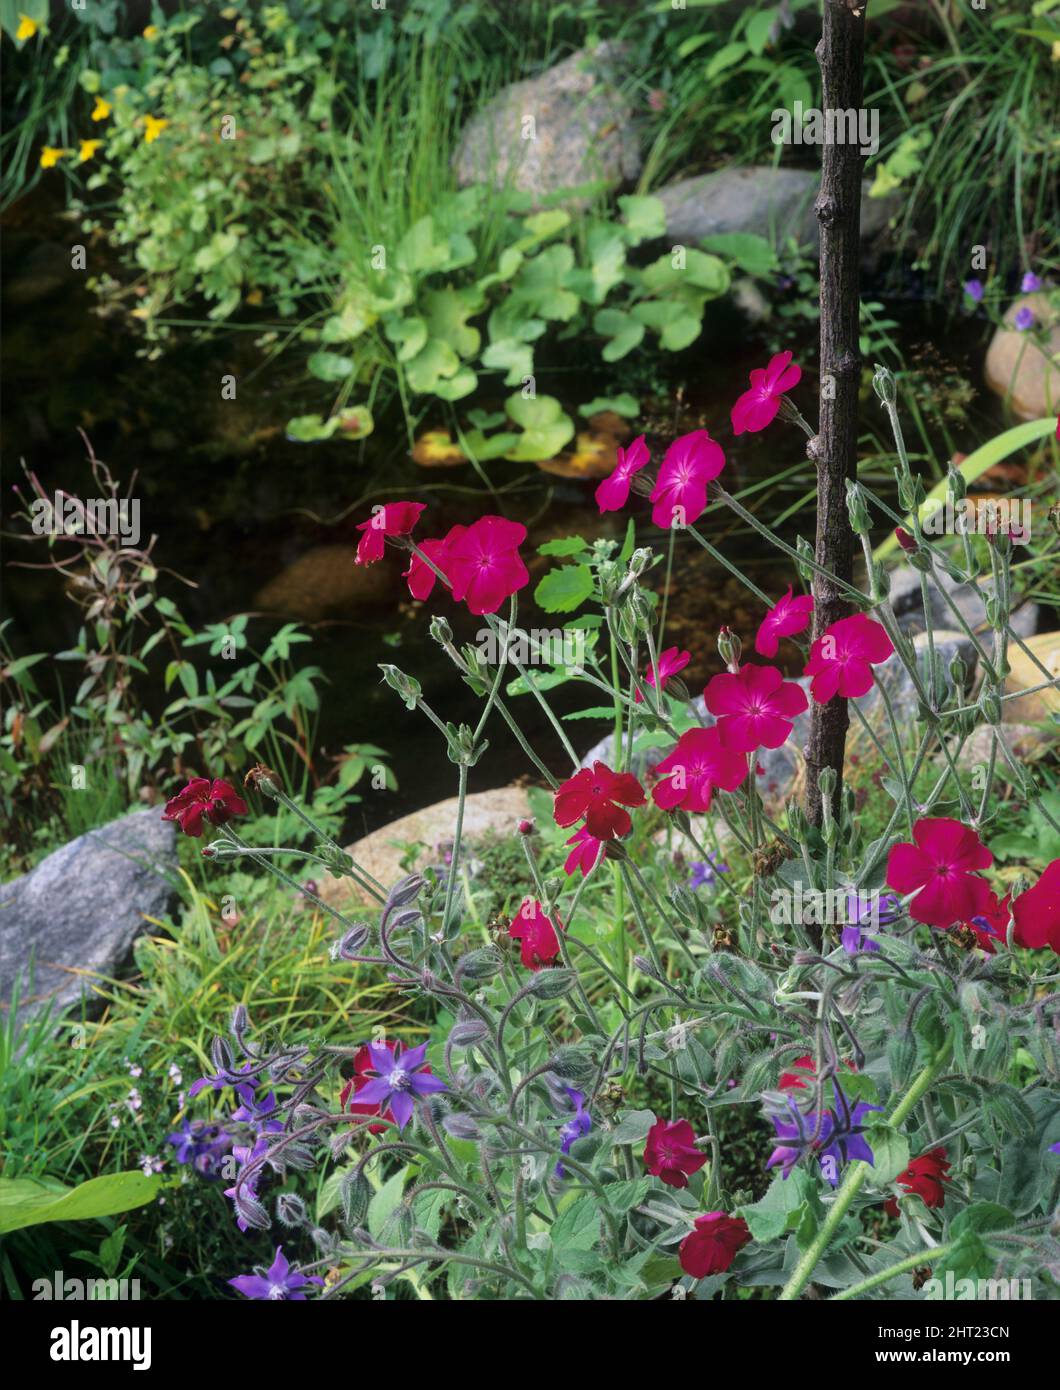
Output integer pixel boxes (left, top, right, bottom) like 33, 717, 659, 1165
2, 196, 1016, 841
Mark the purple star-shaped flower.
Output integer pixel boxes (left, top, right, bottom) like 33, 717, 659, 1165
555, 1088, 592, 1178
187, 1060, 257, 1106
963, 279, 984, 304
841, 924, 880, 955
689, 853, 729, 890
767, 1085, 881, 1186
1049, 1141, 1060, 1156
352, 1041, 447, 1130
229, 1246, 323, 1301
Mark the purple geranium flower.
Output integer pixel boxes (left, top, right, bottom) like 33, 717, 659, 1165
1014, 306, 1035, 332
963, 279, 984, 304
1021, 272, 1041, 294
689, 852, 729, 890
229, 1246, 323, 1301
352, 1041, 447, 1130
555, 1088, 592, 1178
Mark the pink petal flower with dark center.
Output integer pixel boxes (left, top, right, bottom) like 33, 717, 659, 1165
636, 645, 691, 703
803, 613, 894, 702
162, 777, 248, 837
553, 761, 646, 840
704, 662, 808, 753
508, 898, 563, 971
678, 1212, 751, 1279
651, 726, 748, 813
403, 526, 465, 601
563, 826, 605, 878
445, 515, 529, 615
886, 817, 994, 929
643, 1117, 708, 1188
649, 430, 725, 529
595, 434, 650, 513
755, 585, 814, 658
354, 501, 426, 565
730, 351, 802, 435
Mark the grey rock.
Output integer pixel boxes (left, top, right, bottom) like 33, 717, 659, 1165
0, 809, 178, 1024
655, 166, 899, 251
453, 43, 641, 209
887, 565, 1038, 641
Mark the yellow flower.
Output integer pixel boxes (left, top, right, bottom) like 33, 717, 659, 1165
143, 115, 169, 144
78, 139, 103, 163
39, 146, 69, 169
15, 14, 38, 42
143, 24, 159, 40
91, 96, 111, 122
245, 288, 264, 306
1052, 39, 1060, 62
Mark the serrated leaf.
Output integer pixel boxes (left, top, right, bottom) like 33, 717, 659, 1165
534, 565, 594, 614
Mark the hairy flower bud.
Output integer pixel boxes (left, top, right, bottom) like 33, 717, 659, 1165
527, 969, 576, 1000
457, 947, 505, 980
428, 615, 454, 646
378, 664, 422, 710
872, 363, 897, 406
449, 1018, 490, 1048
717, 625, 742, 671
332, 922, 372, 961
441, 1112, 481, 1141
386, 874, 426, 910
548, 1046, 596, 1087
276, 1193, 309, 1228
341, 1171, 371, 1227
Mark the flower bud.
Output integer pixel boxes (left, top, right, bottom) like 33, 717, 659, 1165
332, 923, 372, 961
449, 1018, 490, 1048
947, 464, 967, 503
244, 763, 282, 798
428, 615, 454, 646
341, 1171, 371, 1226
276, 1193, 309, 1227
442, 1112, 481, 1141
845, 480, 871, 535
548, 1046, 596, 1087
378, 664, 421, 710
872, 363, 897, 406
457, 947, 505, 980
517, 819, 534, 835
894, 526, 917, 554
795, 535, 815, 586
527, 969, 576, 999
386, 874, 426, 910
717, 625, 742, 671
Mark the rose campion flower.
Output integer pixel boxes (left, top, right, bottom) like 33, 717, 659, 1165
229, 1247, 323, 1301
404, 527, 464, 602
445, 515, 529, 615
754, 585, 813, 658
355, 501, 426, 565
563, 826, 605, 878
553, 761, 646, 840
555, 1088, 591, 1177
351, 1041, 447, 1130
803, 613, 895, 702
508, 897, 562, 971
886, 817, 994, 929
678, 1212, 750, 1279
649, 430, 725, 529
730, 350, 801, 435
1011, 859, 1060, 954
884, 1147, 950, 1218
703, 662, 808, 753
777, 1054, 857, 1092
643, 1117, 708, 1188
163, 777, 248, 837
340, 1041, 434, 1134
651, 726, 749, 813
635, 645, 690, 703
595, 434, 650, 513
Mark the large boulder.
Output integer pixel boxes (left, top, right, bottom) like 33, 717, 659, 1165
655, 167, 899, 250
984, 292, 1060, 421
0, 808, 177, 1025
453, 43, 641, 210
320, 786, 533, 908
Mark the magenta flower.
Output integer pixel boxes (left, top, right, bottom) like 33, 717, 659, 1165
508, 898, 563, 971
636, 645, 691, 703
404, 527, 464, 602
553, 761, 646, 840
595, 434, 650, 513
754, 585, 813, 658
445, 515, 529, 615
649, 430, 725, 529
351, 1040, 447, 1130
355, 501, 426, 566
229, 1247, 323, 1301
704, 663, 808, 753
563, 826, 605, 878
803, 613, 894, 702
730, 351, 801, 435
886, 818, 994, 929
643, 1117, 707, 1189
679, 1212, 750, 1278
162, 777, 248, 837
651, 727, 748, 813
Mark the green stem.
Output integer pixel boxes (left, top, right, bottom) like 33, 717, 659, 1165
830, 1241, 958, 1301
